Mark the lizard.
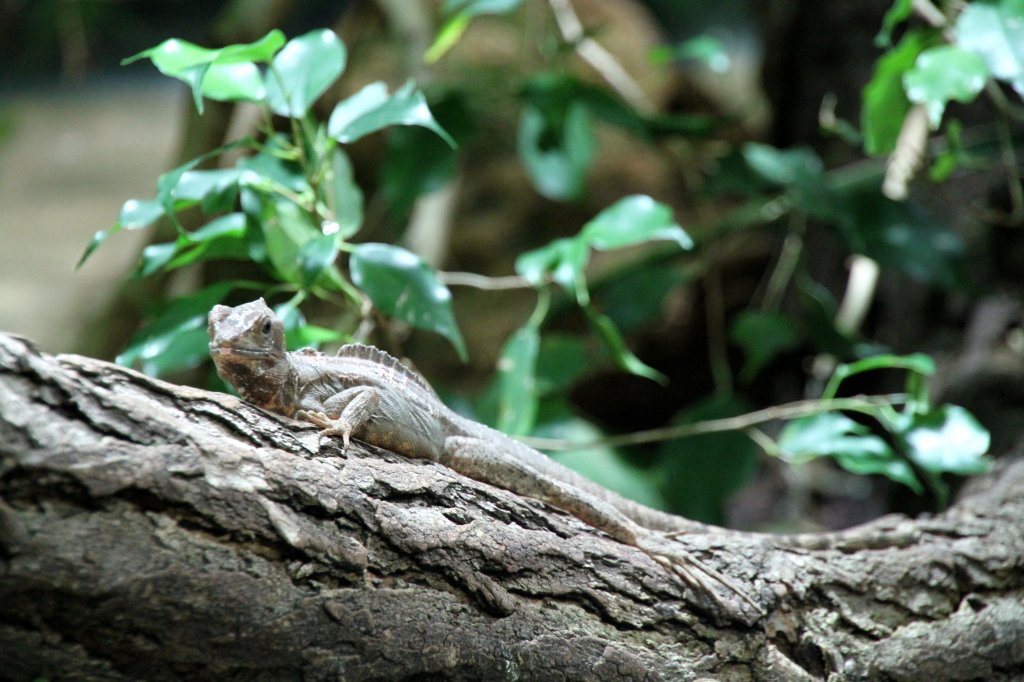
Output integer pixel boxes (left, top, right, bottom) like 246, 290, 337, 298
208, 297, 760, 620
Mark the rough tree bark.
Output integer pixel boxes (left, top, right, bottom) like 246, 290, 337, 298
1, 333, 1022, 681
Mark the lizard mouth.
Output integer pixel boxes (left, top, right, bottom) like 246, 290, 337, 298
208, 344, 274, 359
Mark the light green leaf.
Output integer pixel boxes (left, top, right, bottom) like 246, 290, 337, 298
904, 405, 992, 475
904, 45, 989, 127
580, 194, 692, 251
326, 148, 363, 239
514, 237, 589, 293
123, 31, 284, 112
328, 81, 455, 146
258, 197, 320, 283
350, 243, 467, 360
650, 35, 731, 72
862, 29, 933, 155
875, 0, 913, 47
266, 29, 347, 118
496, 325, 540, 435
517, 102, 594, 201
442, 0, 523, 15
778, 413, 923, 493
956, 0, 1024, 97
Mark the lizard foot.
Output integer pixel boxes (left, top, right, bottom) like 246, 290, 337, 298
638, 534, 762, 624
296, 410, 353, 451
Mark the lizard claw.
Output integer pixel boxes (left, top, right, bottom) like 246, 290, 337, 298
297, 410, 353, 452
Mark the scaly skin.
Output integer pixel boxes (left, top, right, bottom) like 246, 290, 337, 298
208, 298, 760, 619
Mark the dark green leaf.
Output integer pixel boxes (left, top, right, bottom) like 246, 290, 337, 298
350, 243, 467, 360
730, 311, 801, 383
238, 145, 309, 192
328, 81, 455, 146
657, 396, 759, 524
539, 415, 667, 510
904, 45, 989, 127
956, 0, 1024, 97
517, 101, 594, 200
380, 124, 459, 218
298, 234, 339, 289
580, 194, 692, 251
175, 168, 243, 213
903, 405, 992, 475
496, 325, 540, 435
117, 280, 261, 376
585, 307, 667, 384
266, 29, 347, 118
839, 187, 966, 288
600, 262, 686, 333
534, 334, 591, 392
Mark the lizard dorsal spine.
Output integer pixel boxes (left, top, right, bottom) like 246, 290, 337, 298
334, 344, 440, 398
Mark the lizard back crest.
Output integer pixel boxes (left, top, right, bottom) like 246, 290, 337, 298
335, 343, 439, 397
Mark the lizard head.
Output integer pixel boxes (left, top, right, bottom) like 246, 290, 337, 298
208, 298, 290, 408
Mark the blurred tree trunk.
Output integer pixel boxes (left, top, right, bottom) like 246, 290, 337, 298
1, 333, 1023, 681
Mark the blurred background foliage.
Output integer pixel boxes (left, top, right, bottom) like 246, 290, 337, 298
1, 0, 1022, 533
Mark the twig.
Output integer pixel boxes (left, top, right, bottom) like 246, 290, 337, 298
440, 271, 535, 290
519, 394, 909, 451
546, 0, 655, 114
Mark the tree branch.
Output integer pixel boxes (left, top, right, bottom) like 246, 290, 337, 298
1, 333, 1022, 680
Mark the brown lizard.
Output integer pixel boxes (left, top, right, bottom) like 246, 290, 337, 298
208, 298, 760, 620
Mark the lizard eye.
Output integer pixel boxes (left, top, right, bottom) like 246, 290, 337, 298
261, 320, 273, 335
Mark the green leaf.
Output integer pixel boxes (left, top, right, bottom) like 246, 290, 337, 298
585, 307, 667, 384
166, 213, 249, 270
327, 81, 455, 146
839, 187, 966, 289
657, 396, 759, 524
956, 0, 1024, 97
904, 45, 989, 127
325, 148, 363, 239
117, 280, 261, 376
778, 413, 923, 493
862, 29, 933, 155
442, 0, 523, 15
266, 29, 347, 118
174, 168, 244, 212
298, 234, 339, 289
257, 196, 321, 283
580, 194, 692, 251
600, 262, 687, 334
541, 416, 667, 510
517, 101, 594, 201
649, 35, 731, 72
380, 115, 461, 217
135, 242, 180, 278
822, 352, 935, 401
875, 0, 913, 47
730, 311, 801, 383
350, 243, 467, 360
534, 334, 591, 392
123, 31, 284, 112
496, 325, 540, 435
904, 405, 992, 475
741, 143, 835, 218
515, 237, 589, 293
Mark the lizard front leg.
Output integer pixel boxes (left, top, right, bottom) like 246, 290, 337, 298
297, 386, 380, 450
